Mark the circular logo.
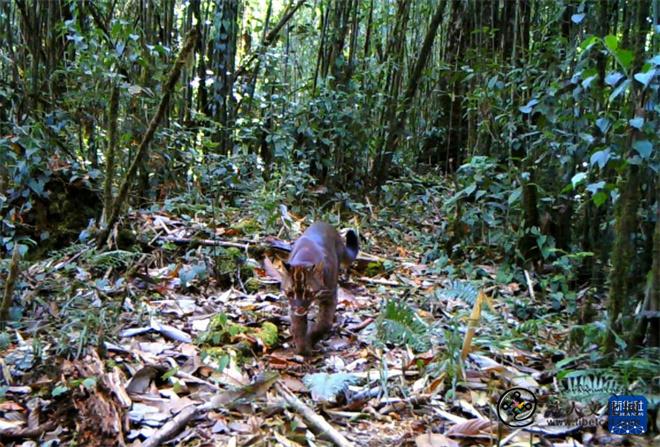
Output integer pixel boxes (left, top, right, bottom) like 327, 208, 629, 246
497, 387, 537, 427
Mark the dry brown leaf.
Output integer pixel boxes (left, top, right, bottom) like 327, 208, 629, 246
445, 418, 493, 438
0, 401, 24, 411
279, 374, 307, 393
267, 353, 298, 369
415, 433, 460, 447
262, 256, 282, 281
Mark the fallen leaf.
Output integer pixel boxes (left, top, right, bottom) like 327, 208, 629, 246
445, 418, 493, 438
415, 433, 460, 447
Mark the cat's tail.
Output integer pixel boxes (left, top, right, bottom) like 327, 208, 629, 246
344, 229, 359, 264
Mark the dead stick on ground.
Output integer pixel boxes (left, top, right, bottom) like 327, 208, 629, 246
274, 381, 355, 447
141, 405, 198, 447
160, 236, 256, 250
357, 276, 401, 286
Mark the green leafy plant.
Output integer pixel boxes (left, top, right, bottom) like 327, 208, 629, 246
376, 299, 431, 353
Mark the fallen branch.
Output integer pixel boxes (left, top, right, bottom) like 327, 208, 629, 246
159, 236, 260, 251
274, 381, 355, 447
378, 395, 432, 415
0, 420, 57, 440
357, 276, 401, 286
142, 372, 279, 447
141, 405, 198, 447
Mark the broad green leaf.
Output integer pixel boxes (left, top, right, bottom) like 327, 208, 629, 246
82, 377, 97, 390
609, 79, 630, 102
571, 172, 588, 188
115, 40, 125, 56
586, 181, 606, 194
519, 98, 539, 114
571, 13, 586, 24
629, 117, 644, 129
579, 36, 599, 52
596, 118, 610, 133
632, 140, 653, 159
52, 385, 69, 397
579, 133, 595, 145
603, 35, 618, 52
592, 191, 608, 207
616, 49, 633, 70
464, 182, 477, 196
17, 244, 28, 257
508, 187, 522, 205
605, 72, 624, 86
582, 75, 597, 89
590, 149, 610, 169
634, 70, 655, 88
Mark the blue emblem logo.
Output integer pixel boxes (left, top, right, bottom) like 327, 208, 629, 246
608, 395, 647, 435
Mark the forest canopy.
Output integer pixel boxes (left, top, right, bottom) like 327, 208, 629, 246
0, 0, 658, 445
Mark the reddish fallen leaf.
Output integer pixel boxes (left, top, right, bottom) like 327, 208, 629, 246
445, 418, 493, 438
338, 287, 357, 307
266, 353, 297, 369
406, 351, 434, 369
279, 374, 307, 393
0, 401, 24, 411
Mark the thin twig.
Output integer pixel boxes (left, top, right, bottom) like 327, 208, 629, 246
274, 381, 355, 447
524, 269, 536, 302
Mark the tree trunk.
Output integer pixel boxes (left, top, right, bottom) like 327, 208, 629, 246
605, 0, 651, 353
210, 0, 239, 153
373, 0, 449, 189
97, 27, 199, 248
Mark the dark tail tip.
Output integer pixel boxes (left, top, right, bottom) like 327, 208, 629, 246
345, 229, 359, 263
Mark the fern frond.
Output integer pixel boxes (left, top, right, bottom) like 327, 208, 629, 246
376, 300, 431, 352
47, 243, 91, 260
561, 374, 624, 403
87, 250, 141, 269
437, 280, 479, 305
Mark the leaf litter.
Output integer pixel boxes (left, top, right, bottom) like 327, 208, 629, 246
0, 210, 654, 446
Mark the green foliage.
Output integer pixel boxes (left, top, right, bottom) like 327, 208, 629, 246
426, 322, 464, 397
376, 299, 431, 353
87, 250, 141, 269
255, 322, 278, 348
197, 313, 247, 346
437, 280, 479, 305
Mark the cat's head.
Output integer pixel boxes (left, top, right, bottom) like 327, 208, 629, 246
280, 262, 325, 315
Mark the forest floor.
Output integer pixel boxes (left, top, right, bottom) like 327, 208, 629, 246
0, 208, 656, 447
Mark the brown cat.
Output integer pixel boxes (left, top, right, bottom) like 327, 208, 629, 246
280, 222, 359, 355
